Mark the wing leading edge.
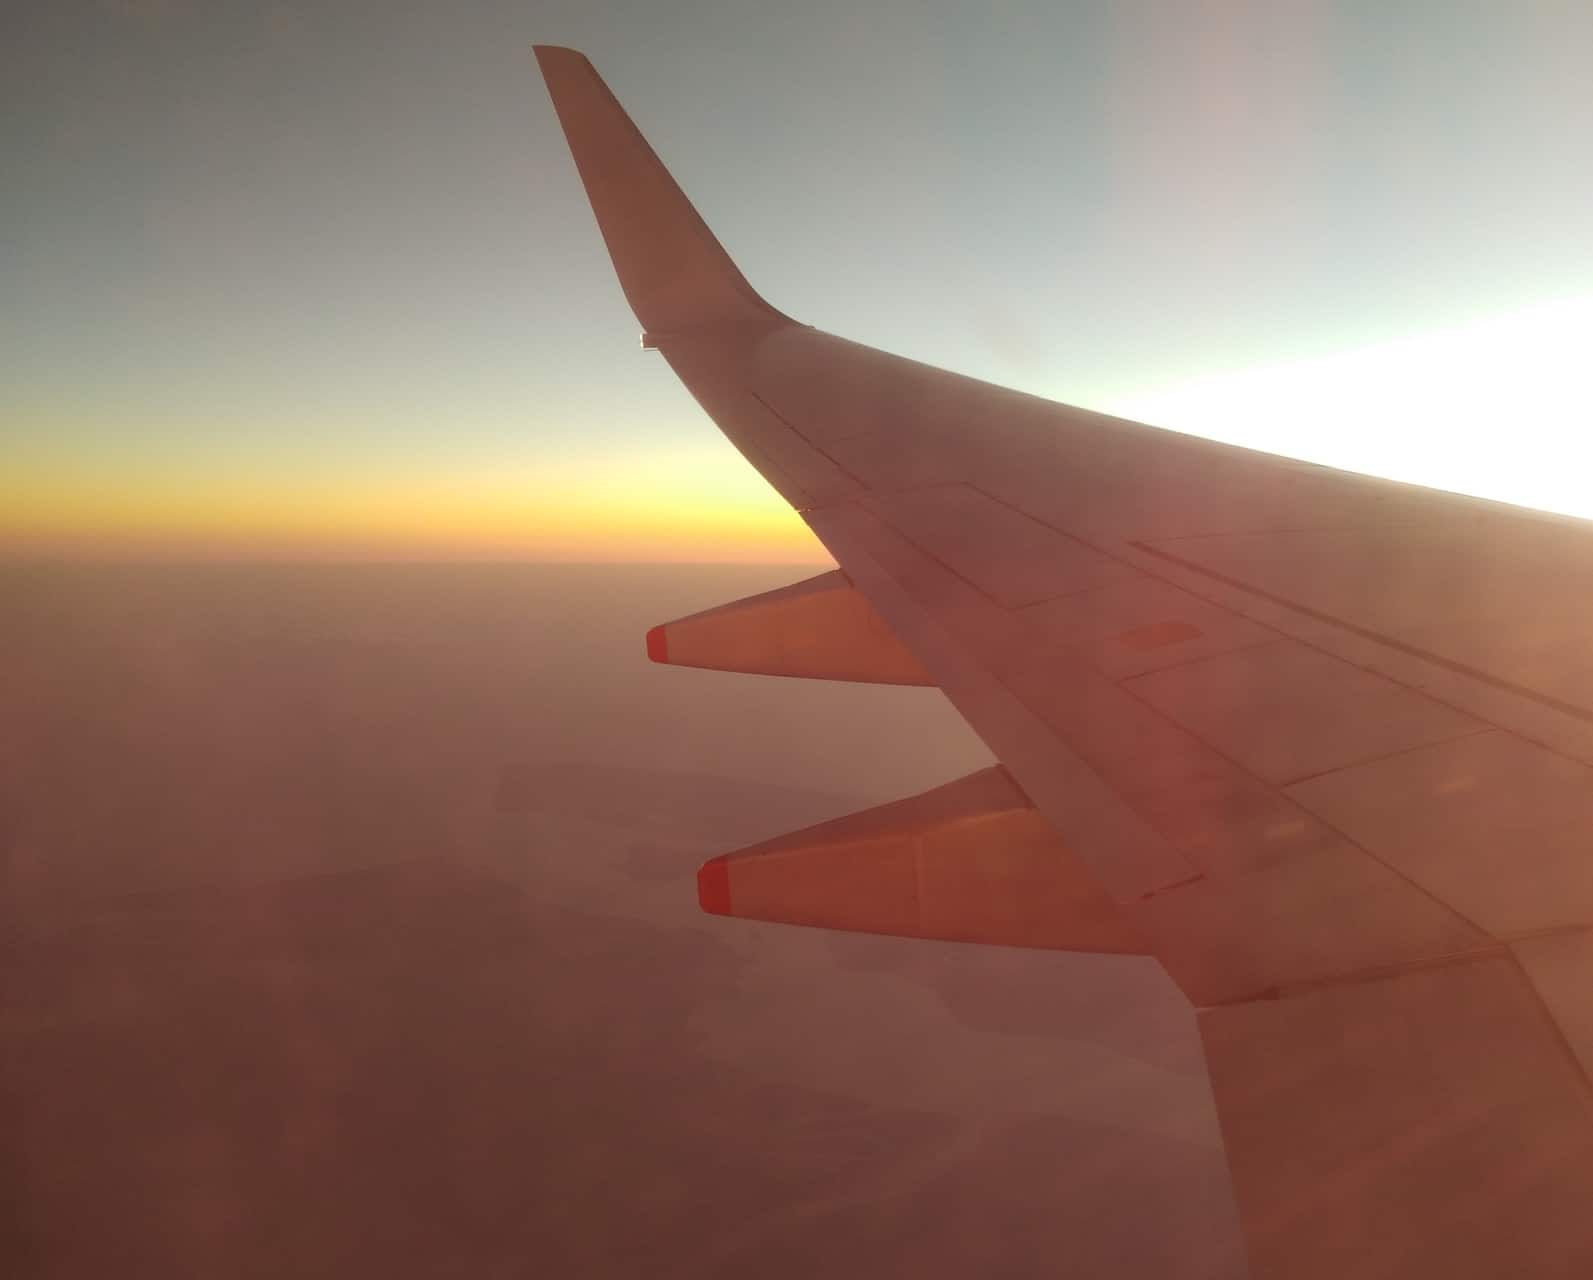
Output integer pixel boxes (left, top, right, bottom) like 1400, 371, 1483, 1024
536, 46, 1593, 1277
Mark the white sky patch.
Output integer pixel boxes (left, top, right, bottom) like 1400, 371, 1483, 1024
1108, 296, 1593, 519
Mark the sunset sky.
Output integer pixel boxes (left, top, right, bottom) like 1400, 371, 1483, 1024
7, 1, 1593, 561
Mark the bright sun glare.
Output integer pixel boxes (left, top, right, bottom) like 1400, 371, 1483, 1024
1108, 296, 1593, 520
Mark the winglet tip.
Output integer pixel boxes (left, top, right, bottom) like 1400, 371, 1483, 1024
533, 38, 790, 337
645, 624, 669, 665
697, 855, 733, 916
532, 45, 590, 74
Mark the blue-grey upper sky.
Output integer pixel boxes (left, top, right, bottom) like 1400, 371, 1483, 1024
7, 1, 1592, 557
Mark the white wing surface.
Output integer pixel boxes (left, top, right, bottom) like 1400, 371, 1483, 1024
537, 46, 1593, 1277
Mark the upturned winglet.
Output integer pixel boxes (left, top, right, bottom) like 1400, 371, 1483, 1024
533, 46, 794, 339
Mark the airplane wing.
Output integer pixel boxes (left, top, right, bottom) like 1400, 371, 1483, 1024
535, 46, 1593, 1278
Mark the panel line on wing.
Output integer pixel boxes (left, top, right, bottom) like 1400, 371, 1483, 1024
806, 501, 1200, 899
1507, 947, 1593, 1101
965, 480, 1314, 618
834, 501, 1404, 887
1097, 651, 1506, 954
1268, 725, 1496, 790
855, 495, 1022, 616
1063, 627, 1278, 682
843, 491, 1513, 954
1133, 538, 1593, 727
746, 389, 870, 493
1207, 941, 1508, 1005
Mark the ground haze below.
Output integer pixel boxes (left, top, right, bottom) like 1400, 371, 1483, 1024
1, 562, 1246, 1277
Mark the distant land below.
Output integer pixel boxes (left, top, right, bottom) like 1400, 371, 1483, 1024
1, 561, 1244, 1277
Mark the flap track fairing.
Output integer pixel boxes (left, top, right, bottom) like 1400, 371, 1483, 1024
698, 767, 1147, 953
647, 569, 933, 685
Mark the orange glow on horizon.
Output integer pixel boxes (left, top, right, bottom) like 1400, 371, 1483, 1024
0, 440, 831, 563
13, 296, 1591, 563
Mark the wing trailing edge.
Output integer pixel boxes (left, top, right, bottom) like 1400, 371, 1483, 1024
646, 569, 932, 685
697, 766, 1148, 954
1201, 950, 1593, 1277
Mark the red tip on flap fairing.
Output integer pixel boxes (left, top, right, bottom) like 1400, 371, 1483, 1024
697, 855, 732, 916
645, 625, 669, 664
